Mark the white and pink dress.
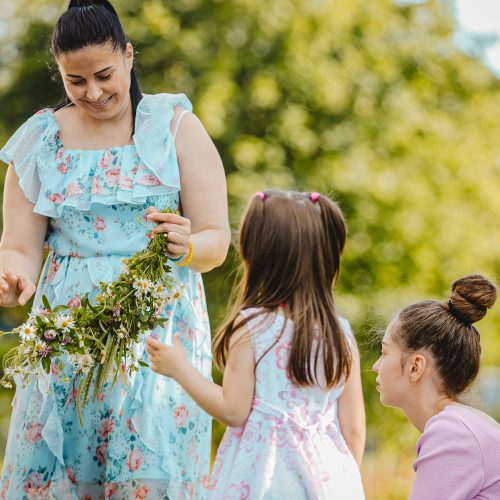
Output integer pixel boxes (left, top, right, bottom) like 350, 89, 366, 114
207, 308, 365, 500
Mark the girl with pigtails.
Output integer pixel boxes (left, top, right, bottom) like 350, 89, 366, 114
0, 1, 229, 498
147, 190, 366, 499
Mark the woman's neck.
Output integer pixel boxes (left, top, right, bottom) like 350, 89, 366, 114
402, 390, 456, 433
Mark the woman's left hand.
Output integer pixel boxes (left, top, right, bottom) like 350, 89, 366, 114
146, 334, 188, 379
146, 207, 191, 260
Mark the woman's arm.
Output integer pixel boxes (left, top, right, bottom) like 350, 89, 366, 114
337, 339, 366, 466
147, 109, 230, 273
146, 322, 255, 428
0, 165, 47, 306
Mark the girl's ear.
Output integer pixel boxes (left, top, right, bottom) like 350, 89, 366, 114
125, 42, 134, 70
408, 353, 427, 384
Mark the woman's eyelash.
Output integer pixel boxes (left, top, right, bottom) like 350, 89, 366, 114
69, 74, 112, 85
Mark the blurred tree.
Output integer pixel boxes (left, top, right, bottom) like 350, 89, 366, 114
1, 0, 500, 487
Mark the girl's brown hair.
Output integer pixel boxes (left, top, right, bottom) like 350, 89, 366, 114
394, 274, 497, 398
213, 190, 352, 388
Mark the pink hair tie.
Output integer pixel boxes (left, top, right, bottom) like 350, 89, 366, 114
310, 192, 320, 202
253, 191, 266, 201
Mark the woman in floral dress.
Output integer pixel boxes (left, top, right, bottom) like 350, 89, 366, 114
0, 1, 229, 499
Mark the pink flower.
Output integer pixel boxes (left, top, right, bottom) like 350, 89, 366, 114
138, 174, 161, 186
23, 472, 42, 492
201, 475, 212, 490
98, 417, 115, 439
127, 448, 143, 471
173, 404, 189, 427
57, 163, 68, 174
94, 216, 106, 232
126, 417, 136, 434
105, 168, 121, 187
275, 342, 291, 370
48, 193, 64, 204
104, 482, 118, 498
50, 362, 59, 375
0, 478, 10, 500
96, 442, 108, 464
44, 329, 57, 341
55, 148, 64, 160
99, 151, 113, 169
47, 259, 60, 283
131, 165, 139, 175
241, 420, 263, 452
91, 177, 105, 194
66, 467, 76, 484
67, 294, 82, 308
25, 423, 43, 443
66, 182, 83, 197
119, 176, 133, 190
134, 485, 149, 500
226, 481, 251, 499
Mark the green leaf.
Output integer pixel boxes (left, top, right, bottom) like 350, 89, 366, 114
42, 295, 51, 310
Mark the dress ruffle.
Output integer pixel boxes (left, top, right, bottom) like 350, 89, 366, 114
0, 110, 47, 204
0, 93, 192, 218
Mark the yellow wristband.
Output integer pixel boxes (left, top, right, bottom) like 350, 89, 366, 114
177, 241, 193, 267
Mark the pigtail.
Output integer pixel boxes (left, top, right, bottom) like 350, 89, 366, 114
215, 190, 353, 388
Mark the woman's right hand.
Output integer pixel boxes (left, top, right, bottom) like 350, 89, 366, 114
0, 267, 36, 307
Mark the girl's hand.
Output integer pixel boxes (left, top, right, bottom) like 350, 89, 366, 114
146, 334, 188, 379
145, 207, 191, 260
0, 267, 36, 307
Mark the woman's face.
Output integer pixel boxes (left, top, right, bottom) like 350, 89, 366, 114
372, 319, 412, 408
56, 42, 133, 120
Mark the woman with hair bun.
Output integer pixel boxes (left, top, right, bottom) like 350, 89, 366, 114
373, 275, 500, 499
0, 0, 229, 498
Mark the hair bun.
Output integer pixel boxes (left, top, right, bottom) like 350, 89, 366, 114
448, 274, 497, 324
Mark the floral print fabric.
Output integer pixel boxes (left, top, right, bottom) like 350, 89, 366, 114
207, 310, 365, 500
0, 94, 212, 500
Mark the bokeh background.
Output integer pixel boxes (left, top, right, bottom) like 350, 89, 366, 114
1, 0, 500, 498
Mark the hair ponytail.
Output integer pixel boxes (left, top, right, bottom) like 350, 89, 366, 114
52, 0, 142, 133
67, 0, 118, 16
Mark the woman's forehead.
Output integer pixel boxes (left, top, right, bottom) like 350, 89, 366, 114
57, 43, 122, 71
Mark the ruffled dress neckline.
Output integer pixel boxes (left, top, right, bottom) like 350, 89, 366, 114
0, 93, 192, 218
46, 107, 136, 153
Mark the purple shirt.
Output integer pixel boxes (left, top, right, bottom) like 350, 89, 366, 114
410, 405, 500, 500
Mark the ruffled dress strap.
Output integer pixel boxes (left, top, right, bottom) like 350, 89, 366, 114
0, 109, 57, 204
0, 93, 192, 218
134, 93, 192, 190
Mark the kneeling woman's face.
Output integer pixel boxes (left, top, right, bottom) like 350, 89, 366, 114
373, 320, 413, 408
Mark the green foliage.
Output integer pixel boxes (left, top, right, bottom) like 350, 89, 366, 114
1, 1, 500, 495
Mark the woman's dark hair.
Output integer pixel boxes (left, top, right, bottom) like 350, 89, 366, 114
213, 190, 352, 388
51, 0, 142, 133
394, 274, 497, 398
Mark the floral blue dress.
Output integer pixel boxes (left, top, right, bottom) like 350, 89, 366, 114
0, 94, 212, 500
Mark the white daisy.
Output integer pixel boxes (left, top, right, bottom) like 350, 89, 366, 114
69, 352, 95, 374
132, 278, 153, 297
19, 321, 37, 343
55, 314, 75, 333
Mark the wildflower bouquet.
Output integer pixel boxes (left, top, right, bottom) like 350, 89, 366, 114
0, 210, 181, 424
